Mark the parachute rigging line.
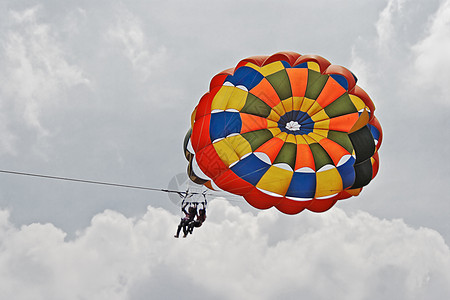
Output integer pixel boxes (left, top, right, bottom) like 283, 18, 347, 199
0, 169, 201, 196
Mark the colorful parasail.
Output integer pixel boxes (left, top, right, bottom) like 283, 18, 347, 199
183, 52, 382, 214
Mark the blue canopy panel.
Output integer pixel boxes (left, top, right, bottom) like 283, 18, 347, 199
329, 74, 350, 90
230, 153, 271, 186
336, 156, 356, 189
209, 111, 242, 142
368, 123, 381, 143
285, 171, 316, 199
224, 66, 264, 91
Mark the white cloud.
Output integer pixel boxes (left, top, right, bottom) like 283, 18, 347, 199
0, 200, 449, 300
0, 6, 89, 145
0, 110, 18, 156
0, 2, 450, 298
370, 0, 450, 104
411, 0, 450, 98
107, 6, 167, 80
375, 0, 407, 51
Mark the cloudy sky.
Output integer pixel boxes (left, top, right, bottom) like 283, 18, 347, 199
1, 0, 450, 299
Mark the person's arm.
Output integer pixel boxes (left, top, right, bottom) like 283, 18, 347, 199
182, 203, 188, 215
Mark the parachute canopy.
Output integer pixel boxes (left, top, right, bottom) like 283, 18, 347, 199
184, 52, 382, 214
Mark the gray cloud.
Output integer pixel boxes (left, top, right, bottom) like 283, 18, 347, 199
0, 201, 449, 299
1, 1, 450, 298
339, 0, 450, 242
411, 0, 450, 97
0, 5, 89, 154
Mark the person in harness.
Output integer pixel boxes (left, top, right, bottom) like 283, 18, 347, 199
174, 190, 207, 238
187, 203, 206, 235
174, 201, 196, 238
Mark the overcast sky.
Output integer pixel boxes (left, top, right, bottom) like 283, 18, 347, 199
1, 0, 450, 299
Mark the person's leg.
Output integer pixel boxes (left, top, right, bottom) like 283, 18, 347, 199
182, 221, 189, 237
188, 222, 194, 234
174, 219, 185, 237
